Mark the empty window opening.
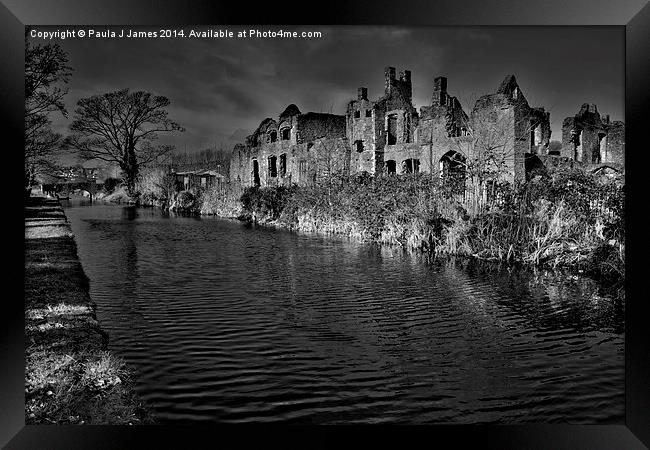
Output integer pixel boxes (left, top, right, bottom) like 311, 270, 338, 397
574, 130, 583, 162
252, 159, 260, 186
354, 140, 364, 153
281, 128, 291, 141
402, 158, 420, 174
530, 128, 535, 151
268, 155, 278, 178
386, 160, 397, 174
307, 142, 314, 151
365, 109, 372, 118
354, 110, 361, 119
591, 147, 601, 164
599, 133, 607, 162
299, 159, 308, 183
268, 131, 277, 143
484, 179, 501, 205
535, 124, 543, 146
530, 123, 543, 152
440, 151, 466, 194
279, 154, 287, 177
405, 115, 412, 143
387, 114, 398, 145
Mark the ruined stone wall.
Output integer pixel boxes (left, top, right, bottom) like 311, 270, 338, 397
383, 143, 426, 174
308, 137, 351, 184
229, 71, 558, 187
469, 93, 521, 183
529, 107, 552, 155
366, 67, 421, 175
229, 107, 349, 187
229, 143, 251, 185
296, 113, 346, 144
384, 67, 412, 104
561, 117, 577, 159
604, 121, 625, 166
560, 104, 624, 169
513, 99, 532, 182
347, 92, 378, 174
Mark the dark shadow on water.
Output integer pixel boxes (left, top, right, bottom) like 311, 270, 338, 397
122, 206, 138, 221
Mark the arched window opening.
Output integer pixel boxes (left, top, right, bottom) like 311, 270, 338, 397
387, 114, 398, 145
574, 129, 583, 162
440, 150, 466, 194
598, 133, 607, 163
268, 155, 278, 178
252, 159, 260, 186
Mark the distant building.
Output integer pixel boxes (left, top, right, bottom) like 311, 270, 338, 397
172, 169, 226, 190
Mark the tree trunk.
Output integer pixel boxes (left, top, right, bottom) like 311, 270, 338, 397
122, 145, 140, 198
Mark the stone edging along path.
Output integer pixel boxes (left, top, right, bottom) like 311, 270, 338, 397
24, 195, 153, 424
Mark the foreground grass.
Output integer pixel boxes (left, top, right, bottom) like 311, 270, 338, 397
24, 195, 153, 424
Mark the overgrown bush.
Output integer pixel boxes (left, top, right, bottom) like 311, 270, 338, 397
136, 168, 180, 208
140, 163, 625, 282
240, 185, 298, 222
102, 178, 121, 194
102, 186, 133, 204
437, 167, 625, 280
200, 183, 245, 218
169, 189, 203, 212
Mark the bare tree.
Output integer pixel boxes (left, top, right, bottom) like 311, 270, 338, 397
168, 143, 231, 175
447, 98, 540, 215
66, 89, 184, 196
308, 137, 350, 211
25, 117, 64, 186
24, 35, 72, 187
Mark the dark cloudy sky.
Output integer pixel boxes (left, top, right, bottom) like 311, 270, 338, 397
29, 25, 623, 160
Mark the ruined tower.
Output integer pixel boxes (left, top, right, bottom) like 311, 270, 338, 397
432, 76, 448, 106
561, 103, 624, 168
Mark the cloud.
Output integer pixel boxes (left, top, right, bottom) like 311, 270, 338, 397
37, 26, 622, 154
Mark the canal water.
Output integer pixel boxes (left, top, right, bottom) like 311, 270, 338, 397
62, 199, 624, 424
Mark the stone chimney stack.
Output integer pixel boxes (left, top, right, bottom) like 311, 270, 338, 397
399, 70, 412, 100
384, 66, 396, 94
357, 87, 368, 101
433, 76, 448, 106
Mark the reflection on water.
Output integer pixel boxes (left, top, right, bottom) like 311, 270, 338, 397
62, 200, 624, 424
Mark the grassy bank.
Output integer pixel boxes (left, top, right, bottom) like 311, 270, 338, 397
24, 195, 153, 424
101, 166, 624, 284
234, 169, 625, 284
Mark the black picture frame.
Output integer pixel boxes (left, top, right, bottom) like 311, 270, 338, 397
4, 1, 649, 448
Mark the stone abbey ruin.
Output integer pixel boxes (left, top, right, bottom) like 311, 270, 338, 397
229, 67, 624, 188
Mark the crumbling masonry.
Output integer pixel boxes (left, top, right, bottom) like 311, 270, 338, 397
229, 67, 623, 188
560, 103, 625, 174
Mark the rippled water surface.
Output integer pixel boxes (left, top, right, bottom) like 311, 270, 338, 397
63, 200, 624, 424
